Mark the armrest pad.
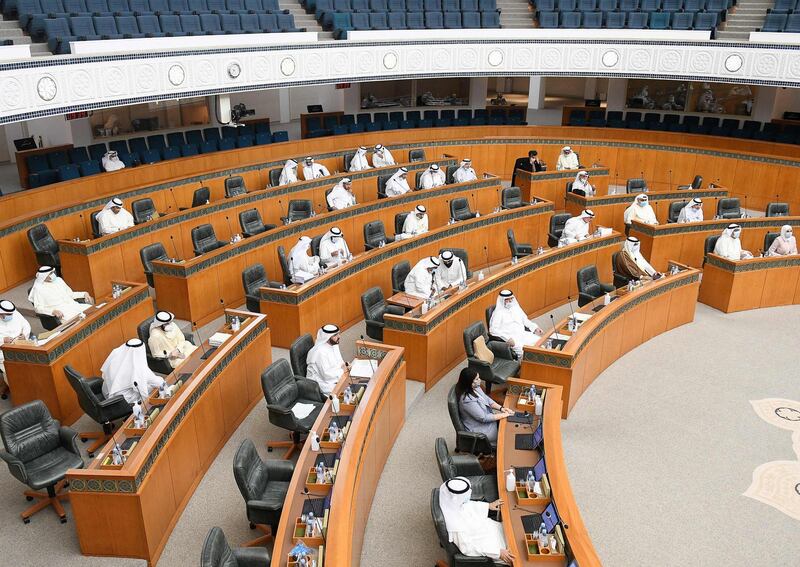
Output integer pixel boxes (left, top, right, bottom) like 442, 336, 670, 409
247, 499, 283, 512
265, 404, 292, 417
365, 319, 384, 329
296, 378, 324, 402
467, 356, 491, 369
487, 340, 514, 360
578, 292, 595, 305
0, 450, 27, 483
386, 305, 405, 316
232, 548, 271, 567
59, 426, 81, 455
265, 459, 295, 481
450, 454, 486, 477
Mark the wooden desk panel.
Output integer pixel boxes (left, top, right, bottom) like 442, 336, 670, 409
1, 281, 153, 424
516, 167, 609, 210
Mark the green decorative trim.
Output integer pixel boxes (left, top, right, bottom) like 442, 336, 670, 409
355, 345, 388, 362
705, 254, 800, 273
564, 189, 727, 208
632, 217, 800, 238
522, 272, 700, 367
260, 203, 554, 305
384, 235, 623, 334
515, 168, 609, 181
2, 287, 149, 365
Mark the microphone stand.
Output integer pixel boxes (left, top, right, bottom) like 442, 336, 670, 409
192, 321, 209, 358
169, 234, 180, 261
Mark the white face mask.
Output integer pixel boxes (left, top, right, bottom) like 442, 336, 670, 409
786, 231, 793, 239
638, 200, 647, 207
732, 230, 741, 239
1, 315, 12, 322
503, 300, 513, 309
45, 274, 55, 283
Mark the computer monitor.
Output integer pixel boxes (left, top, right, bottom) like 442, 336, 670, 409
542, 502, 559, 533
13, 137, 37, 151
532, 423, 543, 448
533, 456, 546, 481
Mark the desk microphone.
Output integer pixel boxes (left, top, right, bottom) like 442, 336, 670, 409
169, 186, 179, 212
470, 191, 478, 217
193, 321, 209, 358
483, 245, 489, 270
744, 195, 749, 218
567, 295, 577, 329
169, 235, 180, 260
225, 216, 235, 240
549, 315, 559, 346
668, 169, 672, 190
78, 212, 85, 239
513, 504, 541, 515
132, 381, 147, 407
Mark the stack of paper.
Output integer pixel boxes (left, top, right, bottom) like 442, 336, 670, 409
350, 358, 377, 379
208, 332, 231, 347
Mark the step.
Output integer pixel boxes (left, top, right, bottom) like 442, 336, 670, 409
0, 27, 23, 36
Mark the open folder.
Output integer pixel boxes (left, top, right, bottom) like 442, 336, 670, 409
349, 358, 378, 379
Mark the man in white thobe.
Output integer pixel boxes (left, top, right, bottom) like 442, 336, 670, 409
302, 157, 330, 180
399, 205, 429, 239
385, 168, 412, 197
624, 194, 658, 227
0, 300, 32, 393
349, 146, 371, 172
677, 198, 704, 223
571, 170, 595, 196
404, 256, 441, 299
489, 290, 542, 357
101, 150, 125, 172
714, 224, 753, 260
419, 163, 446, 189
288, 236, 321, 282
28, 266, 93, 322
439, 478, 514, 565
555, 146, 579, 171
96, 197, 135, 235
147, 311, 197, 369
453, 159, 477, 183
326, 178, 357, 210
318, 227, 351, 267
561, 209, 595, 244
372, 144, 395, 168
436, 250, 467, 290
101, 338, 166, 404
306, 324, 346, 395
278, 159, 298, 186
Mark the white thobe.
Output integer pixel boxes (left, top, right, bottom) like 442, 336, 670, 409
450, 501, 507, 560
489, 307, 540, 357
561, 217, 591, 244
373, 150, 395, 168
279, 168, 297, 186
102, 156, 125, 172
386, 177, 411, 197
624, 204, 658, 225
400, 214, 429, 239
306, 343, 344, 395
436, 258, 467, 289
319, 238, 350, 266
302, 163, 330, 180
327, 188, 356, 210
571, 180, 595, 196
453, 167, 477, 183
148, 326, 197, 369
29, 278, 91, 320
556, 153, 579, 170
404, 264, 436, 299
420, 170, 446, 189
0, 312, 31, 374
349, 152, 371, 172
677, 205, 703, 223
97, 209, 135, 235
290, 253, 320, 280
714, 235, 752, 260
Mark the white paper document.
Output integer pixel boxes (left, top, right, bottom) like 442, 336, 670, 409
350, 358, 377, 379
573, 312, 592, 323
291, 402, 316, 419
551, 333, 571, 341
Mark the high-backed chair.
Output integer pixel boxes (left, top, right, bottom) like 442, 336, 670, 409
361, 286, 405, 341
0, 400, 84, 523
140, 242, 169, 287
27, 224, 61, 272
277, 246, 292, 286
439, 247, 472, 278
445, 164, 459, 184
394, 212, 409, 236
131, 198, 158, 224
547, 213, 571, 246
766, 202, 789, 217
190, 186, 210, 208
376, 174, 392, 199
764, 232, 780, 254
450, 197, 477, 221
717, 198, 741, 220
242, 264, 280, 313
446, 385, 495, 456
703, 235, 720, 266
364, 220, 394, 250
239, 208, 275, 237
225, 175, 247, 198
200, 527, 270, 567
289, 333, 314, 378
409, 149, 425, 162
463, 321, 519, 392
501, 186, 523, 209
507, 229, 533, 258
90, 211, 102, 239
434, 437, 498, 502
64, 365, 132, 456
391, 260, 411, 294
668, 200, 688, 224
576, 264, 614, 306
269, 168, 282, 187
282, 199, 313, 223
610, 252, 630, 288
191, 224, 226, 256
343, 151, 356, 171
232, 438, 294, 546
626, 178, 648, 193
137, 316, 183, 375
261, 359, 324, 459
677, 175, 702, 190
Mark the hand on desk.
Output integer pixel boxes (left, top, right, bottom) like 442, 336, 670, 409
2, 337, 11, 344
53, 310, 64, 320
84, 293, 94, 304
534, 328, 544, 336
501, 407, 514, 415
499, 549, 516, 565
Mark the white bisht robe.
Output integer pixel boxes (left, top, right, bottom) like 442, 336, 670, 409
318, 230, 351, 267
404, 257, 439, 299
419, 166, 446, 189
439, 478, 507, 560
453, 162, 477, 183
677, 199, 704, 223
489, 293, 540, 357
96, 199, 135, 235
302, 161, 330, 180
326, 180, 356, 210
28, 270, 91, 320
306, 328, 345, 395
0, 306, 31, 374
349, 147, 371, 171
714, 225, 752, 260
288, 236, 321, 281
624, 196, 658, 226
147, 316, 197, 369
372, 147, 395, 168
101, 339, 165, 404
385, 169, 411, 197
400, 211, 429, 238
278, 159, 298, 186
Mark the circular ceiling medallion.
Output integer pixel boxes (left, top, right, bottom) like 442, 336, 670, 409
487, 50, 503, 67
383, 52, 398, 70
724, 53, 743, 73
168, 64, 185, 86
602, 50, 619, 68
280, 57, 296, 76
227, 62, 242, 79
775, 407, 800, 421
36, 75, 57, 101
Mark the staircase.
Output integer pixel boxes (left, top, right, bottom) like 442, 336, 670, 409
498, 0, 536, 27
279, 0, 335, 39
715, 0, 771, 41
0, 17, 56, 55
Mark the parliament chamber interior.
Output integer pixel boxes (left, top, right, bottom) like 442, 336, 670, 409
0, 12, 799, 567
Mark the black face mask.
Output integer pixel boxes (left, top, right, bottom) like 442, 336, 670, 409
443, 260, 453, 268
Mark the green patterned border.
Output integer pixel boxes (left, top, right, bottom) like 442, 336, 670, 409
631, 216, 800, 238
516, 168, 610, 181
68, 316, 270, 493
384, 235, 624, 334
705, 254, 800, 273
523, 271, 700, 367
2, 286, 149, 365
260, 203, 554, 306
564, 188, 727, 208
355, 344, 389, 362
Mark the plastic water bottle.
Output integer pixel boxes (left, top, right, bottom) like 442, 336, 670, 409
329, 421, 338, 442
538, 523, 548, 547
316, 462, 325, 483
306, 512, 315, 537
231, 316, 240, 331
526, 470, 535, 493
534, 393, 543, 417
159, 381, 168, 399
505, 469, 516, 492
527, 386, 536, 403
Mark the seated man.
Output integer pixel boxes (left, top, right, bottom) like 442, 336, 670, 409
385, 167, 412, 197
677, 198, 703, 223
101, 338, 166, 404
624, 194, 658, 227
306, 324, 346, 395
613, 237, 662, 282
511, 150, 546, 186
454, 367, 512, 444
349, 146, 371, 172
439, 477, 514, 564
96, 197, 135, 235
318, 227, 351, 267
28, 266, 93, 323
489, 290, 542, 357
147, 311, 197, 369
404, 256, 441, 299
399, 205, 429, 239
767, 225, 798, 256
570, 170, 595, 197
714, 224, 753, 260
288, 236, 322, 281
278, 159, 298, 186
419, 163, 446, 189
327, 178, 357, 210
561, 209, 595, 244
302, 156, 330, 180
555, 146, 579, 170
372, 144, 396, 168
101, 150, 125, 172
0, 300, 32, 398
435, 250, 467, 290
453, 159, 477, 183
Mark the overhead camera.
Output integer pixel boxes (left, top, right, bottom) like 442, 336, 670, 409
230, 103, 255, 126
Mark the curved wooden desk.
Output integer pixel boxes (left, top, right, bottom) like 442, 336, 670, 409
630, 216, 800, 272
383, 233, 623, 389
516, 167, 609, 210
496, 378, 601, 566
698, 253, 800, 313
66, 310, 271, 566
522, 266, 701, 418
270, 341, 406, 567
1, 281, 152, 423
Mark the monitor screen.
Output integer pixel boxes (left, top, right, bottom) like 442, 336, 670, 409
533, 423, 543, 448
13, 137, 37, 151
307, 104, 324, 113
542, 502, 559, 533
533, 456, 547, 481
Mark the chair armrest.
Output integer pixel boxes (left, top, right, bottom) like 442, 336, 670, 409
296, 378, 325, 402
600, 283, 615, 293
466, 356, 491, 369
450, 454, 486, 477
87, 376, 104, 394
59, 426, 81, 455
266, 404, 293, 418
365, 319, 384, 330
487, 340, 514, 360
247, 498, 283, 512
232, 547, 271, 567
97, 393, 131, 413
455, 431, 494, 457
454, 554, 503, 566
578, 291, 596, 305
0, 450, 27, 484
386, 305, 405, 316
265, 459, 295, 481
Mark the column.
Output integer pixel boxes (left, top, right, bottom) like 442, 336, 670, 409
527, 76, 546, 110
584, 78, 598, 102
469, 77, 488, 108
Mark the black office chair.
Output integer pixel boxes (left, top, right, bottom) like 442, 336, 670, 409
277, 246, 292, 286
626, 178, 648, 194
239, 209, 275, 238
361, 286, 405, 342
677, 175, 702, 190
242, 264, 280, 313
90, 211, 102, 238
445, 165, 459, 184
610, 252, 630, 288
343, 151, 356, 171
377, 174, 392, 199
191, 224, 225, 256
463, 321, 519, 392
764, 232, 779, 253
703, 235, 720, 266
200, 527, 270, 567
717, 198, 741, 219
27, 224, 61, 272
0, 400, 84, 523
232, 438, 294, 546
282, 199, 313, 223
26, 284, 60, 331
364, 220, 394, 251
310, 234, 323, 258
64, 365, 132, 456
501, 186, 523, 209
131, 198, 158, 224
394, 212, 409, 236
289, 333, 314, 378
190, 186, 211, 208
137, 317, 188, 375
434, 437, 499, 502
450, 197, 477, 221
565, 180, 582, 196
576, 264, 614, 306
484, 305, 507, 344
507, 229, 533, 258
268, 168, 282, 187
439, 248, 472, 278
408, 149, 425, 162
225, 175, 247, 198
261, 359, 325, 459
668, 200, 688, 224
446, 385, 495, 456
547, 213, 571, 247
140, 242, 169, 287
324, 187, 335, 212
391, 260, 411, 294
766, 202, 789, 217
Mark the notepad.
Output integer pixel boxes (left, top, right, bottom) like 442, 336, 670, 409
573, 312, 592, 323
515, 433, 536, 451
208, 332, 231, 347
291, 402, 316, 420
349, 358, 377, 379
302, 497, 326, 517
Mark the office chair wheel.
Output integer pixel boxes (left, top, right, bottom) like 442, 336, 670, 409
60, 517, 67, 524
26, 496, 33, 501
0, 393, 7, 400
267, 447, 273, 452
23, 518, 30, 524
88, 452, 94, 458
250, 522, 256, 530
